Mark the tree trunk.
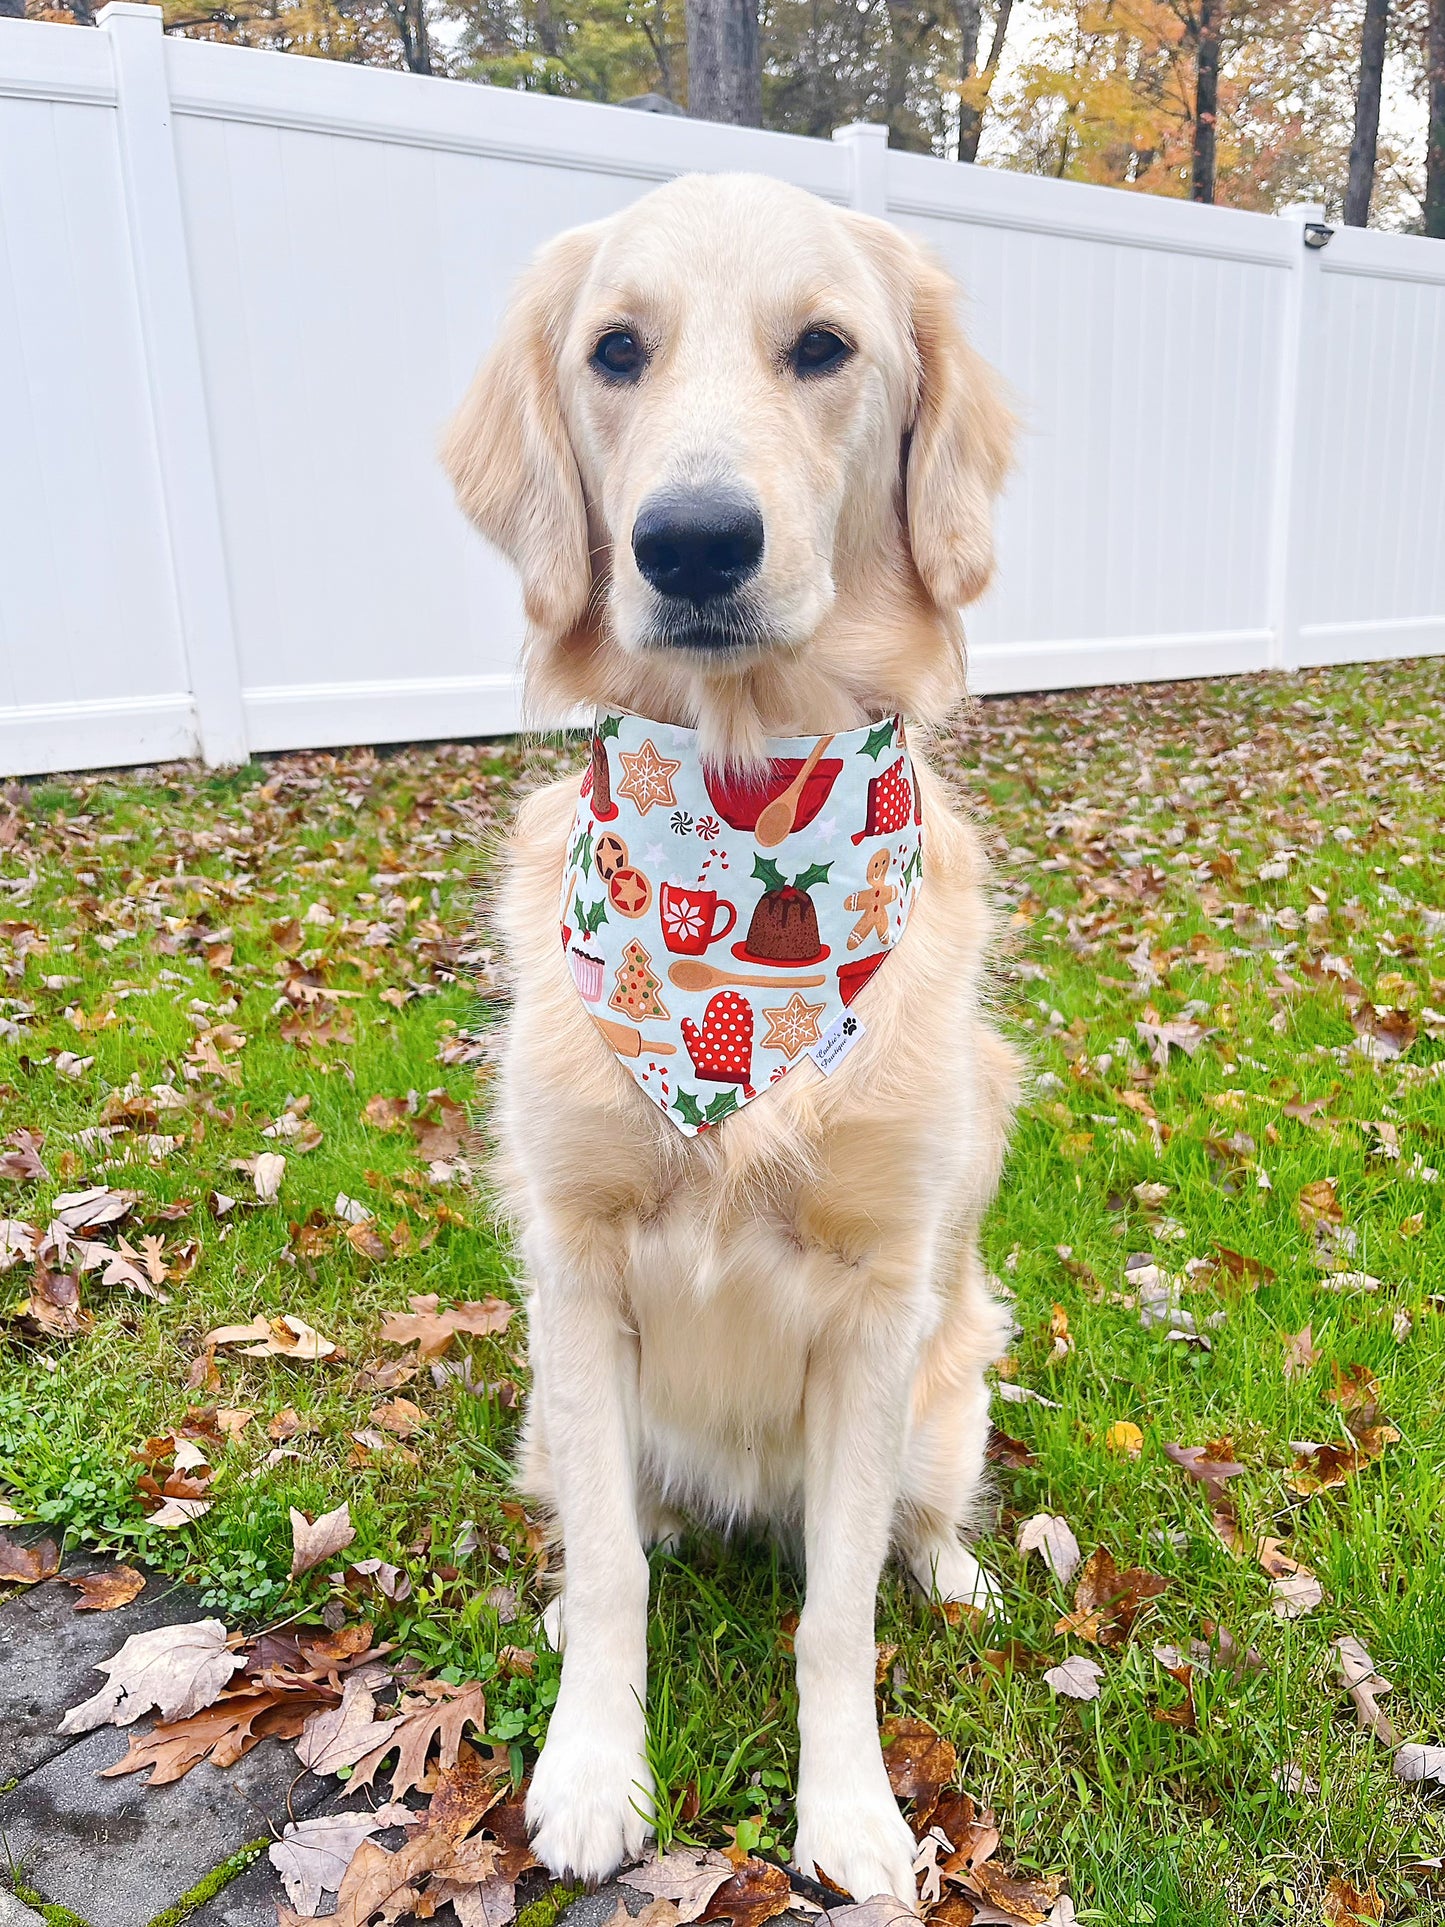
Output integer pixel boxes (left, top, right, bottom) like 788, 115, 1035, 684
1427, 0, 1445, 237
954, 0, 982, 162
1345, 0, 1389, 225
1191, 0, 1219, 204
959, 0, 1013, 162
686, 0, 761, 126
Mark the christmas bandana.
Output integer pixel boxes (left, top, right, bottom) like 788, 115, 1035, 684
559, 708, 923, 1134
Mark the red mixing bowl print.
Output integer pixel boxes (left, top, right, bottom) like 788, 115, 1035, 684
703, 757, 842, 833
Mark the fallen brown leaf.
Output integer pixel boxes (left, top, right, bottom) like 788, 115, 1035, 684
378, 1293, 513, 1359
1162, 1439, 1247, 1503
59, 1619, 244, 1732
698, 1855, 793, 1927
348, 1680, 490, 1804
1335, 1636, 1398, 1747
290, 1501, 356, 1579
65, 1564, 146, 1612
0, 1530, 61, 1585
1055, 1548, 1167, 1647
1322, 1876, 1383, 1926
1283, 1326, 1321, 1380
622, 1847, 736, 1921
880, 1713, 958, 1809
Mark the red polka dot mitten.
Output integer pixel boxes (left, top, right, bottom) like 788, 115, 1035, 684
853, 756, 914, 844
680, 991, 754, 1088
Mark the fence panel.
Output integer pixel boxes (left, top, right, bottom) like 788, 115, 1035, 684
1291, 226, 1445, 668
884, 152, 1295, 696
0, 18, 195, 775
0, 7, 1442, 775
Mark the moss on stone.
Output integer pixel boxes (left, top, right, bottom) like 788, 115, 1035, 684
9, 1879, 92, 1927
143, 1839, 268, 1927
514, 1879, 588, 1927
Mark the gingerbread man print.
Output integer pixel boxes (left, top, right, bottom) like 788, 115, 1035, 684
843, 847, 897, 950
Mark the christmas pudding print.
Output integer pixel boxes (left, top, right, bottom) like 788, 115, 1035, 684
559, 707, 923, 1135
680, 991, 754, 1089
733, 856, 832, 966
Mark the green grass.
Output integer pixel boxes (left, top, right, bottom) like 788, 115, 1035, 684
2, 663, 1443, 1923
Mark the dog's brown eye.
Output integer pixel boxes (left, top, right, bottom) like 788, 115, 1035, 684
791, 328, 852, 377
592, 330, 646, 381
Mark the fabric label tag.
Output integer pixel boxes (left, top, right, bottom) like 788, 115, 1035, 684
809, 1008, 867, 1076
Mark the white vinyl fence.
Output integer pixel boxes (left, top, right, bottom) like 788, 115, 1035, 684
2, 5, 1444, 777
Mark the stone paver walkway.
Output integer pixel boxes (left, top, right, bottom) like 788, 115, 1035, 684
0, 1549, 327, 1925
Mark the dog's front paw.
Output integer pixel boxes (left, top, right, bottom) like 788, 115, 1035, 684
794, 1777, 919, 1912
527, 1701, 654, 1882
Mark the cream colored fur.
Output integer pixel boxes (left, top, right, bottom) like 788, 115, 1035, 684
444, 172, 1019, 1911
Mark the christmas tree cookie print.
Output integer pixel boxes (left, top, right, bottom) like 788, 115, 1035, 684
733, 856, 833, 966
610, 939, 668, 1021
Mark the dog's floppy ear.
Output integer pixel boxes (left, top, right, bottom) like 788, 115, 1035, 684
442, 226, 600, 639
850, 218, 1015, 611
903, 248, 1014, 609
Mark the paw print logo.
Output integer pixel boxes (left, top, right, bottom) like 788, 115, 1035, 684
670, 810, 694, 835
842, 1017, 857, 1036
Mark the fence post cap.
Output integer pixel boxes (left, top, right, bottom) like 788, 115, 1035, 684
831, 123, 889, 147
1277, 201, 1327, 224
97, 3, 165, 23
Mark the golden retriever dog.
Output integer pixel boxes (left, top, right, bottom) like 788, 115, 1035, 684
443, 172, 1018, 1911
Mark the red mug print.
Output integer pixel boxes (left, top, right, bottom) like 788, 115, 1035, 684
660, 882, 737, 955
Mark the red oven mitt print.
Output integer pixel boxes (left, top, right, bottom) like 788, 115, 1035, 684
853, 756, 914, 843
680, 991, 755, 1093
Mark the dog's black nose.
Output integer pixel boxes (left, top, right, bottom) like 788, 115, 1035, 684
632, 490, 764, 604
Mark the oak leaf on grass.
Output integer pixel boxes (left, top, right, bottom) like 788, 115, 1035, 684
206, 1313, 337, 1362
1335, 1636, 1398, 1747
378, 1293, 513, 1359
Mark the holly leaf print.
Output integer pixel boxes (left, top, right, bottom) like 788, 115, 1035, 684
704, 1089, 741, 1125
792, 861, 833, 895
673, 1090, 706, 1129
860, 721, 896, 761
569, 826, 594, 881
903, 845, 923, 889
577, 898, 609, 939
751, 854, 787, 893
598, 713, 622, 740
